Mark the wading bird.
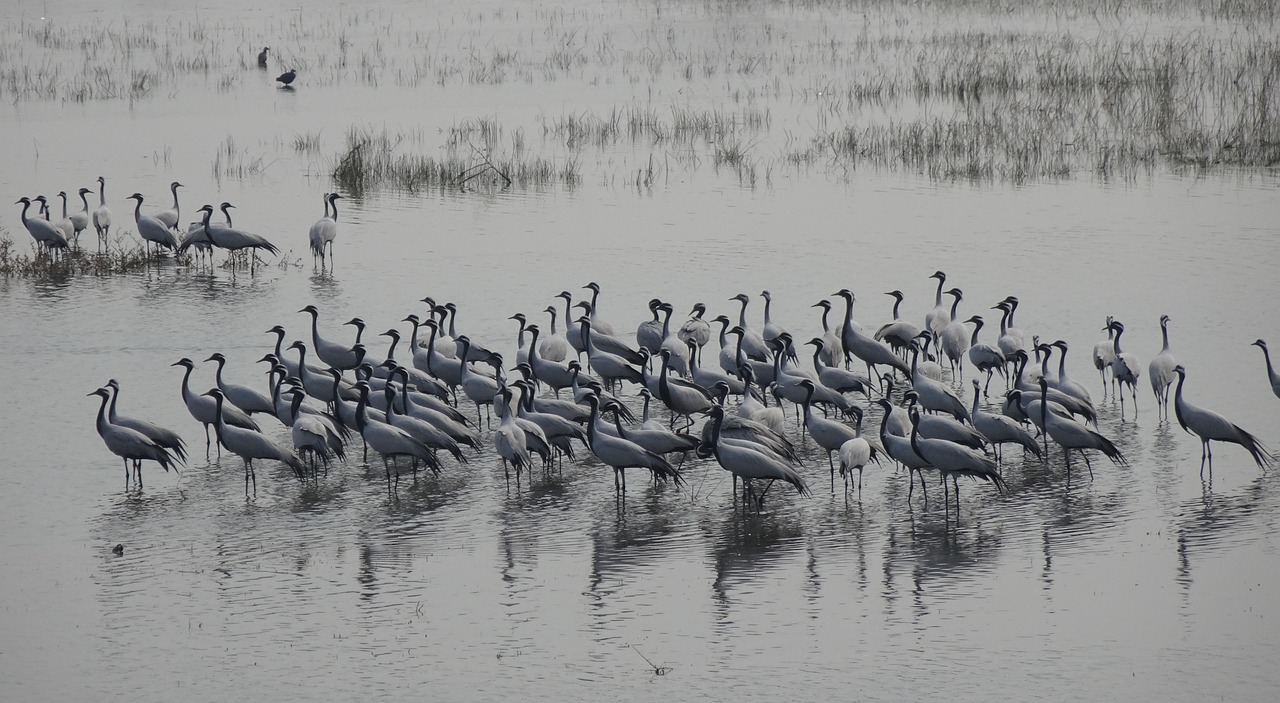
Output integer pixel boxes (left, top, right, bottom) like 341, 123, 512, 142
1172, 365, 1272, 478
89, 387, 178, 488
1252, 340, 1280, 400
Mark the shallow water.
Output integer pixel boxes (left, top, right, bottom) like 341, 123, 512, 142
3, 1, 1280, 701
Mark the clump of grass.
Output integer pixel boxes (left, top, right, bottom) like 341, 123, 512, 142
332, 123, 580, 194
0, 228, 160, 277
212, 135, 272, 181
292, 131, 323, 153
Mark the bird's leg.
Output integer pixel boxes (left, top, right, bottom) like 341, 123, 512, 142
1198, 441, 1207, 479
858, 467, 864, 495
123, 459, 131, 488
919, 471, 928, 506
1206, 442, 1214, 479
829, 453, 836, 492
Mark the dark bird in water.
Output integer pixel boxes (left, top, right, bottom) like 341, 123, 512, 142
257, 47, 270, 68
112, 544, 124, 556
276, 69, 296, 86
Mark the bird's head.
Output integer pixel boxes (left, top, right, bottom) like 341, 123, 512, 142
171, 358, 194, 369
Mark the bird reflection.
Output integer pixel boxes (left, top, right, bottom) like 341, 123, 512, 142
1172, 476, 1274, 596
708, 509, 804, 611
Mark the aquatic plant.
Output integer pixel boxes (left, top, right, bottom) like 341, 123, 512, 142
0, 227, 170, 277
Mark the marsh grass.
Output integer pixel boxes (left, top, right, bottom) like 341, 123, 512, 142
212, 136, 273, 182
7, 2, 1274, 184
333, 124, 580, 194
0, 228, 169, 277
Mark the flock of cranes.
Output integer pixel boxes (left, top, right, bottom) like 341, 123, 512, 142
14, 178, 342, 269
87, 277, 1277, 518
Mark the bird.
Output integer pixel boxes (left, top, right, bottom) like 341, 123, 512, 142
760, 290, 790, 344
655, 348, 714, 429
103, 379, 188, 466
285, 388, 346, 473
88, 387, 178, 488
908, 340, 971, 423
729, 293, 770, 361
204, 352, 276, 416
688, 338, 745, 395
1050, 340, 1092, 406
53, 191, 76, 244
656, 302, 692, 376
92, 176, 112, 250
171, 357, 260, 452
383, 385, 467, 466
204, 389, 304, 491
126, 193, 179, 255
796, 380, 863, 491
352, 382, 441, 484
276, 68, 296, 86
153, 181, 183, 232
308, 192, 340, 266
677, 303, 713, 361
582, 392, 682, 493
833, 289, 910, 383
837, 424, 879, 497
70, 187, 92, 245
539, 304, 573, 362
965, 315, 1007, 396
195, 204, 280, 271
873, 290, 920, 359
938, 288, 971, 379
1172, 365, 1272, 478
993, 298, 1026, 375
257, 46, 270, 68
873, 398, 934, 503
923, 271, 951, 342
1092, 315, 1117, 398
1037, 377, 1126, 479
907, 406, 1006, 516
1148, 315, 1177, 419
1107, 320, 1142, 417
1251, 340, 1280, 400
969, 379, 1040, 463
581, 318, 643, 390
299, 304, 360, 370
456, 338, 502, 427
635, 298, 664, 354
704, 404, 807, 511
812, 299, 846, 365
493, 387, 533, 482
580, 281, 618, 336
15, 197, 68, 253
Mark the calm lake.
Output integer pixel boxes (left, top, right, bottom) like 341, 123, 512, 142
2, 1, 1279, 700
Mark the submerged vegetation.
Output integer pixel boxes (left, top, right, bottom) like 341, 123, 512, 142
4, 1, 1278, 185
